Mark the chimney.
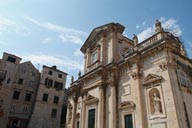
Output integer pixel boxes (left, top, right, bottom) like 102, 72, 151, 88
52, 65, 57, 69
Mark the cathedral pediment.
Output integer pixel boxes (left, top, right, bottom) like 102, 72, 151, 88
143, 74, 162, 85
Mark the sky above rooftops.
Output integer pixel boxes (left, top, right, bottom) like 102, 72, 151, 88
0, 0, 191, 87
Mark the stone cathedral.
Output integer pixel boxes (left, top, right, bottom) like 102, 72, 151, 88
66, 20, 192, 128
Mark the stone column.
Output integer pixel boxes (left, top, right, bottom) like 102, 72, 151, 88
109, 77, 117, 128
80, 94, 85, 128
98, 83, 105, 128
97, 44, 101, 66
71, 93, 78, 128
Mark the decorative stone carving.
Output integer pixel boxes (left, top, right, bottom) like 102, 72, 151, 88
159, 62, 167, 71
130, 72, 138, 80
149, 88, 162, 115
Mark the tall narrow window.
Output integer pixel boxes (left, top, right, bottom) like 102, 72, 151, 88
51, 109, 57, 118
25, 93, 32, 102
48, 70, 53, 75
53, 96, 59, 104
90, 51, 98, 64
45, 78, 53, 87
88, 109, 95, 128
77, 121, 80, 128
58, 74, 62, 78
18, 78, 23, 85
42, 93, 48, 102
54, 81, 63, 90
124, 114, 133, 128
13, 91, 20, 100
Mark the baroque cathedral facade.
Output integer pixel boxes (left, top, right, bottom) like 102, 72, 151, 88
66, 20, 192, 128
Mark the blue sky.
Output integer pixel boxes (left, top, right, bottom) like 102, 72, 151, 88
0, 0, 192, 87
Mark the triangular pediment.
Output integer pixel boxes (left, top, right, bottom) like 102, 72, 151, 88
85, 94, 98, 101
84, 94, 99, 104
80, 23, 125, 53
119, 101, 135, 109
143, 74, 162, 85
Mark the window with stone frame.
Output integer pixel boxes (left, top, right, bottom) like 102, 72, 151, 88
48, 70, 53, 75
25, 93, 32, 102
90, 51, 98, 64
42, 93, 48, 102
77, 121, 80, 128
53, 96, 59, 104
45, 78, 53, 87
18, 78, 23, 85
13, 90, 20, 100
88, 108, 96, 128
54, 81, 63, 90
51, 109, 57, 118
7, 56, 16, 63
58, 74, 62, 78
124, 114, 133, 128
178, 70, 192, 88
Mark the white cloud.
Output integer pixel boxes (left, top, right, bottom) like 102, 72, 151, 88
74, 49, 83, 57
160, 17, 182, 36
142, 21, 146, 26
42, 37, 52, 44
59, 34, 83, 44
137, 17, 182, 42
136, 25, 140, 29
0, 17, 31, 36
25, 16, 87, 44
0, 17, 15, 26
0, 17, 16, 33
138, 27, 154, 42
0, 41, 7, 45
21, 53, 84, 71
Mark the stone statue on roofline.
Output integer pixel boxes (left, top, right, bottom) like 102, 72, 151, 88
133, 34, 138, 46
71, 76, 74, 83
155, 19, 164, 32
